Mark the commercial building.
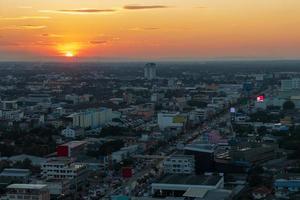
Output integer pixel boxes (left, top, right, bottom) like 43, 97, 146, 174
184, 144, 216, 174
4, 184, 50, 200
229, 145, 277, 165
157, 112, 187, 130
163, 154, 195, 174
151, 174, 224, 198
144, 63, 157, 80
69, 107, 112, 129
214, 144, 277, 173
41, 158, 87, 188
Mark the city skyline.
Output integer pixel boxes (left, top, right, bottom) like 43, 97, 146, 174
1, 0, 300, 61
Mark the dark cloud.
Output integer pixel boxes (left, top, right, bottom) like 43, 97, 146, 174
124, 5, 169, 10
40, 33, 63, 38
40, 9, 116, 14
59, 9, 116, 13
89, 40, 107, 45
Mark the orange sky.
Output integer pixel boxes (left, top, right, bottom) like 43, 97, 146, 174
1, 0, 300, 61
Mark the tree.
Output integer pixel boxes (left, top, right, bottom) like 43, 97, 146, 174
283, 100, 295, 110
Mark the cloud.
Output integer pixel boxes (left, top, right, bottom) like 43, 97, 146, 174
89, 40, 107, 45
40, 8, 116, 15
0, 16, 50, 20
0, 25, 46, 30
20, 25, 47, 30
124, 5, 169, 10
129, 27, 160, 31
40, 33, 63, 38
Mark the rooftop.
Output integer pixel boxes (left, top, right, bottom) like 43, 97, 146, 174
7, 184, 47, 190
0, 168, 30, 177
184, 143, 216, 153
60, 140, 87, 148
156, 174, 222, 186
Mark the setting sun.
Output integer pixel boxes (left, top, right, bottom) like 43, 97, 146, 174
65, 51, 75, 57
56, 43, 81, 58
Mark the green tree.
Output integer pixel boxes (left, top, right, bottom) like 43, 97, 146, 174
283, 100, 295, 110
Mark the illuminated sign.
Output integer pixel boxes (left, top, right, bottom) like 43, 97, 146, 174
256, 95, 265, 102
230, 107, 236, 113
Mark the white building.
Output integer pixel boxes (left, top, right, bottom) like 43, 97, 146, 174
163, 155, 195, 174
41, 158, 87, 187
144, 63, 157, 80
157, 112, 186, 130
69, 107, 112, 128
4, 184, 50, 200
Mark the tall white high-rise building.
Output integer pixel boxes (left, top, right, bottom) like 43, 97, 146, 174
144, 63, 157, 80
69, 107, 112, 128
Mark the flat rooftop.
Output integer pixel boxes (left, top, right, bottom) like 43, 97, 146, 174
7, 184, 47, 190
61, 140, 87, 148
156, 174, 221, 186
0, 168, 30, 177
184, 143, 216, 153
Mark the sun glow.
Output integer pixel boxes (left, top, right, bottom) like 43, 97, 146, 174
57, 43, 81, 58
65, 51, 75, 57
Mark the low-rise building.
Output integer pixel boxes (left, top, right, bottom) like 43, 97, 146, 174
151, 174, 224, 198
41, 158, 87, 188
4, 184, 50, 200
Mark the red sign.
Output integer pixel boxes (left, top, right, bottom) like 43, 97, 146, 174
57, 145, 69, 157
256, 95, 265, 102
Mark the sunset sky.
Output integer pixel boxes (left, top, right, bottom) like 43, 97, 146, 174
1, 0, 300, 61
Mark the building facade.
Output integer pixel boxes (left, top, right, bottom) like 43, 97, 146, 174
4, 184, 50, 200
163, 155, 195, 174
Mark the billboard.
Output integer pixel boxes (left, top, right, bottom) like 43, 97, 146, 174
173, 115, 186, 123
